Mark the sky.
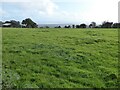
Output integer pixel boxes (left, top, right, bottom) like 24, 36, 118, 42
0, 0, 119, 24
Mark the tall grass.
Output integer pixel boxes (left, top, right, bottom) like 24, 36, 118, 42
2, 28, 118, 88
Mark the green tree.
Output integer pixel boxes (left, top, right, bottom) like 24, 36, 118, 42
101, 21, 113, 28
112, 23, 120, 28
89, 22, 96, 28
10, 20, 21, 28
0, 21, 2, 27
22, 18, 38, 28
80, 23, 87, 28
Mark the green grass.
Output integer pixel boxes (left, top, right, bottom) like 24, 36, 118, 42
2, 28, 118, 88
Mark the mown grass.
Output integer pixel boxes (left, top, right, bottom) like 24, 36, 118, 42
2, 28, 118, 88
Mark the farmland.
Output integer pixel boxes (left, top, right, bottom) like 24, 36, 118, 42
2, 28, 118, 88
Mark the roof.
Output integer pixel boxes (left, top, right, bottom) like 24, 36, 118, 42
3, 23, 11, 26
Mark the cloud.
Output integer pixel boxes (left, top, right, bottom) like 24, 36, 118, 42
1, 0, 58, 17
18, 0, 58, 16
82, 0, 118, 23
0, 0, 30, 2
51, 0, 119, 24
1, 0, 119, 23
54, 0, 119, 24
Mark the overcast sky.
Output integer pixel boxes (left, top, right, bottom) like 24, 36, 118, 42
0, 0, 119, 24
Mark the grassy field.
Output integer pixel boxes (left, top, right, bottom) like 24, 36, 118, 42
2, 28, 118, 88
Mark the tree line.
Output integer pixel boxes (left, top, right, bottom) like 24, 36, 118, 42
0, 18, 120, 28
0, 18, 38, 28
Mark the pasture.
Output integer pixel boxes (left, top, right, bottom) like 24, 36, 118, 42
2, 28, 118, 88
